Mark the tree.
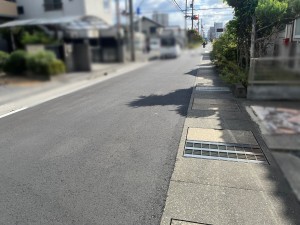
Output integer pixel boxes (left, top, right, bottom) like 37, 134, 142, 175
254, 0, 288, 57
224, 0, 258, 69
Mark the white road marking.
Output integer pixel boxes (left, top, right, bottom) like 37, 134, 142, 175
0, 107, 28, 119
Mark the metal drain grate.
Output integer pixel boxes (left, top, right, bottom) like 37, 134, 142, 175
184, 140, 267, 164
195, 86, 230, 92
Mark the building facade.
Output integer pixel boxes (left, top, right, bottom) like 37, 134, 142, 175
0, 0, 17, 23
152, 12, 168, 27
134, 17, 164, 38
16, 0, 113, 25
208, 26, 215, 40
214, 22, 223, 39
0, 0, 18, 51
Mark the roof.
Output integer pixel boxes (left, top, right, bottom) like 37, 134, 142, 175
135, 16, 164, 27
0, 15, 109, 30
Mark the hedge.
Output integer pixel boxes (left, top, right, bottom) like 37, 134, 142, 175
27, 51, 65, 78
2, 50, 65, 78
3, 50, 28, 75
0, 51, 9, 72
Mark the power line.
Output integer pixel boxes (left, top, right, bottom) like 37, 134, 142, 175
192, 7, 232, 11
138, 0, 146, 8
168, 0, 185, 14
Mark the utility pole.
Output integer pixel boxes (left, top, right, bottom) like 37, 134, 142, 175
185, 0, 187, 31
129, 0, 135, 61
125, 0, 128, 35
191, 0, 194, 30
200, 18, 203, 37
115, 0, 121, 62
198, 15, 200, 34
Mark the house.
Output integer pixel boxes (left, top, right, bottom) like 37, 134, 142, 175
0, 0, 17, 23
16, 0, 112, 25
247, 16, 300, 100
279, 16, 300, 59
0, 0, 18, 51
0, 0, 129, 70
134, 16, 164, 38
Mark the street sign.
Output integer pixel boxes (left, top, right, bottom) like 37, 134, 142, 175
136, 7, 141, 15
216, 28, 224, 32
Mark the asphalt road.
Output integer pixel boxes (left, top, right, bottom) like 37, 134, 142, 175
0, 49, 202, 225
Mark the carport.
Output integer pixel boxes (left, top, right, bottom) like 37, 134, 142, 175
0, 15, 124, 72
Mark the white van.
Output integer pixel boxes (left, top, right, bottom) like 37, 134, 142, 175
160, 36, 181, 59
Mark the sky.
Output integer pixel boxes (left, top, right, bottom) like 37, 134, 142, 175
117, 0, 234, 36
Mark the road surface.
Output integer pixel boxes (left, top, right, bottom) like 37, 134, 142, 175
0, 49, 203, 225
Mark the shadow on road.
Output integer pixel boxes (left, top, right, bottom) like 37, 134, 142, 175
184, 69, 199, 77
128, 88, 193, 116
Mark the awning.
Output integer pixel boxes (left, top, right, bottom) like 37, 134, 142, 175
0, 15, 109, 30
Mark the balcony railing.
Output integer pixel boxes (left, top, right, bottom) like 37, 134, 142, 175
44, 3, 63, 11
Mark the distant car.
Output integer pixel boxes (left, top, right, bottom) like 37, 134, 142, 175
160, 37, 181, 59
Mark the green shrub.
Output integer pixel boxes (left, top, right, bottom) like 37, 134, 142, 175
219, 60, 248, 87
0, 51, 9, 72
21, 31, 57, 45
3, 50, 28, 75
27, 51, 65, 77
49, 59, 65, 75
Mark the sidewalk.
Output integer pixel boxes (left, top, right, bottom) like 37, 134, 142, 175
0, 61, 151, 118
160, 49, 300, 225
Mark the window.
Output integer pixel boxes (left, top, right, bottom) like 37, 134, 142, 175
17, 6, 24, 15
294, 18, 300, 39
44, 0, 63, 11
161, 37, 175, 47
150, 27, 157, 34
103, 0, 110, 10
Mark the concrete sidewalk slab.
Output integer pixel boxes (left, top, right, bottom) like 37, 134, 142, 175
188, 110, 249, 120
186, 128, 258, 145
161, 181, 300, 225
193, 92, 234, 99
193, 99, 236, 105
184, 118, 253, 131
192, 102, 240, 111
161, 45, 300, 225
171, 157, 292, 193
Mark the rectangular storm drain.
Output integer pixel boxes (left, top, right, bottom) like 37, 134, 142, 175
184, 140, 267, 164
195, 86, 230, 92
